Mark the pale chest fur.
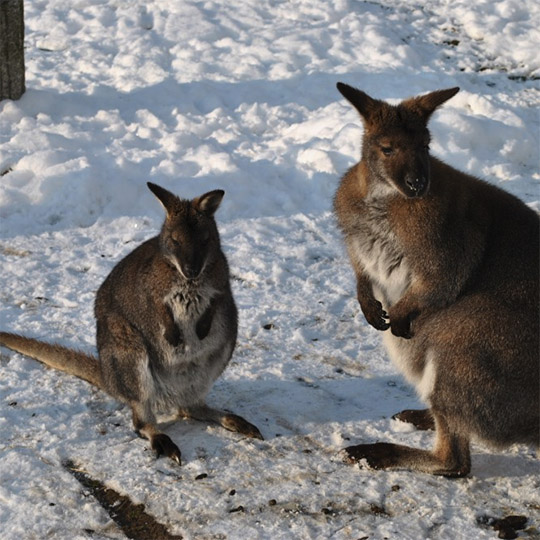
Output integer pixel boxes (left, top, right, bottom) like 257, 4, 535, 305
166, 287, 212, 350
346, 205, 411, 308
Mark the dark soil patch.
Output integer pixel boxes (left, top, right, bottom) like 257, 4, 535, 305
64, 460, 182, 540
477, 514, 528, 539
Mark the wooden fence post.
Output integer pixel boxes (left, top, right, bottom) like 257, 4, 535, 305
0, 0, 25, 101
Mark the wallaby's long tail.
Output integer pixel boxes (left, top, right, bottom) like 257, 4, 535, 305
0, 332, 104, 390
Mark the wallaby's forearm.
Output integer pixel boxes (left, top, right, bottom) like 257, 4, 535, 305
355, 271, 389, 331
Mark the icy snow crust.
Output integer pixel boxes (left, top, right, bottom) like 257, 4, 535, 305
0, 0, 539, 539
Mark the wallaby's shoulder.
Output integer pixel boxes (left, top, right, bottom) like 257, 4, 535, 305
333, 162, 374, 231
108, 236, 163, 277
96, 235, 172, 302
429, 156, 534, 216
435, 157, 539, 265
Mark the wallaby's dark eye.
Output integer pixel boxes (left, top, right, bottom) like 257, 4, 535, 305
381, 147, 393, 156
171, 237, 180, 246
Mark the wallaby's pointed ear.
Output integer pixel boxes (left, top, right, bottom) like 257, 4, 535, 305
408, 87, 460, 120
147, 182, 178, 214
336, 82, 382, 123
193, 190, 225, 216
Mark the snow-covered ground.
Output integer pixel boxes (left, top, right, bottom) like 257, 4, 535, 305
1, 1, 539, 538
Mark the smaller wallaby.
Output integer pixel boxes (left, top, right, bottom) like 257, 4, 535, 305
0, 182, 262, 465
334, 83, 539, 476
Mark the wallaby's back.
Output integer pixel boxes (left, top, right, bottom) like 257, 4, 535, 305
418, 159, 539, 447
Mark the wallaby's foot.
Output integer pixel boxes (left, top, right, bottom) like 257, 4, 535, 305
132, 406, 182, 465
343, 442, 470, 478
392, 409, 435, 431
344, 442, 401, 469
221, 413, 264, 440
180, 404, 264, 440
150, 433, 182, 465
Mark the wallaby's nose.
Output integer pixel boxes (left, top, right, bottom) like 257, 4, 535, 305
405, 176, 428, 197
182, 264, 200, 280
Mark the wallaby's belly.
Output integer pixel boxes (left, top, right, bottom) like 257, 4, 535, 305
382, 331, 429, 392
150, 292, 234, 412
151, 338, 234, 414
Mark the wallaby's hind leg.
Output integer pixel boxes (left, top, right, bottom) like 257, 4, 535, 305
179, 404, 263, 440
344, 413, 470, 477
97, 315, 183, 465
392, 408, 436, 431
132, 403, 182, 465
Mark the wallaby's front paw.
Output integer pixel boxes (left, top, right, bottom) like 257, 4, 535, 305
151, 433, 182, 465
389, 316, 413, 339
388, 304, 419, 339
222, 414, 264, 440
360, 298, 390, 331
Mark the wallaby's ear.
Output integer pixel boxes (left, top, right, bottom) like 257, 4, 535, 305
407, 87, 460, 120
193, 190, 224, 216
147, 182, 178, 215
336, 82, 382, 123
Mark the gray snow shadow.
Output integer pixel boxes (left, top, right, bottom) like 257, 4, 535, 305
199, 376, 539, 479
207, 374, 420, 430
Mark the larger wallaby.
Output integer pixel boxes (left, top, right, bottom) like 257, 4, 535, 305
334, 83, 539, 476
0, 182, 262, 465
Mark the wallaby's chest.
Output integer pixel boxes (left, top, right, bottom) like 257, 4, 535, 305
347, 207, 411, 306
164, 288, 214, 349
167, 288, 208, 322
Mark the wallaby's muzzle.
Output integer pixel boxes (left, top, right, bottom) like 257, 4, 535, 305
180, 262, 203, 281
404, 175, 429, 198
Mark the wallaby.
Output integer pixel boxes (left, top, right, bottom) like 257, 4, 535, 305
0, 182, 262, 465
333, 83, 539, 476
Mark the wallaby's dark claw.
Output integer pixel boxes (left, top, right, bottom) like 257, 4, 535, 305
247, 426, 264, 440
379, 309, 390, 329
379, 320, 391, 331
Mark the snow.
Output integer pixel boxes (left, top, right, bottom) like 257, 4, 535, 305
1, 0, 539, 538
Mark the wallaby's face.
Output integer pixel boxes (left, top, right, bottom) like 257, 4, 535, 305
147, 183, 224, 280
337, 83, 460, 199
161, 206, 215, 281
362, 111, 431, 198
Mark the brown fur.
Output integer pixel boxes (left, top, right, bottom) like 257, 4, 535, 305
0, 183, 262, 465
334, 83, 539, 476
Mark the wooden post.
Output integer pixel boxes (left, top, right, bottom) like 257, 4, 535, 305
0, 0, 25, 101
